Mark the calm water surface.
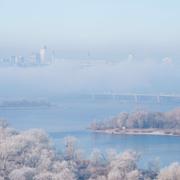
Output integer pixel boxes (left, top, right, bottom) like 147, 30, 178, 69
0, 98, 180, 168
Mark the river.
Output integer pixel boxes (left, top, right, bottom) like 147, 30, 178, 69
0, 97, 180, 168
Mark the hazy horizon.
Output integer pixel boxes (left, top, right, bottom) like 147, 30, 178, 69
1, 0, 180, 58
0, 59, 180, 97
1, 0, 180, 96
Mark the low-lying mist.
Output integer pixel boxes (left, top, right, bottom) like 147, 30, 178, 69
0, 59, 180, 98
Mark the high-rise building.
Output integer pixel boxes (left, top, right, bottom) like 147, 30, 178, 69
17, 56, 25, 65
29, 53, 40, 65
40, 46, 47, 64
10, 56, 17, 65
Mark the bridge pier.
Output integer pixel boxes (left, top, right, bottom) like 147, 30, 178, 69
134, 94, 138, 103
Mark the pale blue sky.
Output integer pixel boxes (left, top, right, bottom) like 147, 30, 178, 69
0, 0, 180, 58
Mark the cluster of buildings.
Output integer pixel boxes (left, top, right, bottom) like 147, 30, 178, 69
0, 46, 55, 67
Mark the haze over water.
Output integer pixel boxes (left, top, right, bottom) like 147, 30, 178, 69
1, 0, 180, 174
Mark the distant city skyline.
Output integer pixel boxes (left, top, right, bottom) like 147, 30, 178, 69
0, 45, 178, 67
0, 46, 55, 67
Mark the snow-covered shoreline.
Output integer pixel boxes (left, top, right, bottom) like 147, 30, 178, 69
91, 128, 180, 136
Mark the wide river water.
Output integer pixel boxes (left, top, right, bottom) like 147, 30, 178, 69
0, 97, 180, 168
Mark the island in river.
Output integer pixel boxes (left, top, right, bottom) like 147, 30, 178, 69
90, 108, 180, 136
92, 128, 180, 136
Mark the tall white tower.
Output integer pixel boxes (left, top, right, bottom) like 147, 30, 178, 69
40, 46, 47, 64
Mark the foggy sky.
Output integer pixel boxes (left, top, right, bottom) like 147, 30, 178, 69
0, 0, 180, 57
0, 1, 180, 97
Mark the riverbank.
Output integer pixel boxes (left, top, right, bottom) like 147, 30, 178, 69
91, 128, 180, 136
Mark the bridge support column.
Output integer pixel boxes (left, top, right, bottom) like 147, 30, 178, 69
134, 94, 138, 103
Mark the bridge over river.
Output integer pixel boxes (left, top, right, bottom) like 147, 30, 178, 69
59, 93, 180, 104
90, 93, 180, 104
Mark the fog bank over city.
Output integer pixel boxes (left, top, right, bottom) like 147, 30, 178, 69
0, 58, 179, 98
1, 0, 180, 97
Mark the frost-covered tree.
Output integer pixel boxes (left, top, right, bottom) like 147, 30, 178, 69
90, 108, 180, 130
126, 170, 139, 180
158, 162, 180, 180
9, 167, 35, 180
64, 136, 78, 160
0, 120, 75, 179
106, 149, 118, 162
107, 151, 140, 180
90, 149, 104, 166
0, 119, 179, 180
148, 158, 160, 175
88, 175, 107, 180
